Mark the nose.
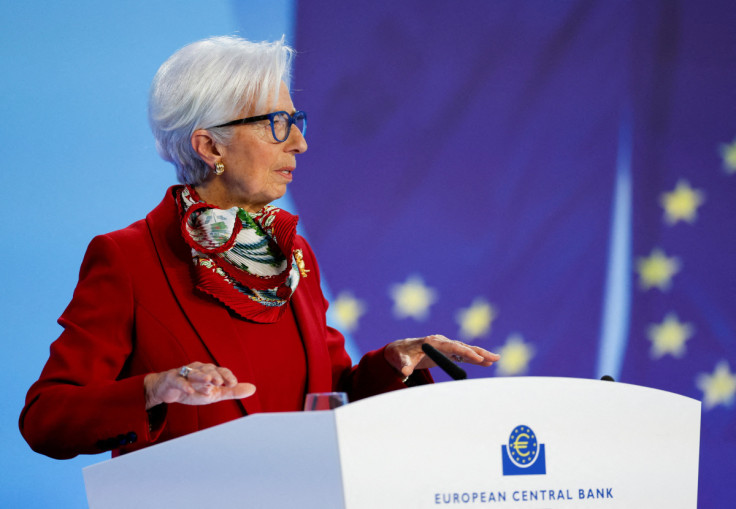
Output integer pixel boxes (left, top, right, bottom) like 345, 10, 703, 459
285, 123, 308, 154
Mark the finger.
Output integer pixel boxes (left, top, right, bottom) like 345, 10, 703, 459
198, 363, 227, 386
172, 365, 215, 396
468, 345, 501, 364
427, 337, 493, 365
214, 383, 256, 401
183, 364, 226, 386
175, 384, 231, 404
427, 337, 484, 362
231, 382, 256, 399
183, 371, 215, 387
399, 352, 416, 377
190, 381, 215, 396
216, 367, 239, 387
155, 371, 195, 404
173, 372, 196, 395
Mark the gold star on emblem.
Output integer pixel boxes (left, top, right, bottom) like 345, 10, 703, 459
696, 360, 736, 410
635, 248, 681, 291
720, 138, 736, 174
647, 312, 694, 359
455, 297, 497, 340
331, 291, 366, 333
389, 275, 438, 321
494, 334, 534, 376
659, 180, 705, 225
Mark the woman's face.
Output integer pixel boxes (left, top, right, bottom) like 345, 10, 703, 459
206, 82, 308, 212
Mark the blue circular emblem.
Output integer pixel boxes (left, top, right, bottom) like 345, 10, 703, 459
507, 425, 539, 467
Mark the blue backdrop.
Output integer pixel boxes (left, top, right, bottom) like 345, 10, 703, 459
2, 1, 734, 507
1, 1, 294, 507
292, 1, 734, 507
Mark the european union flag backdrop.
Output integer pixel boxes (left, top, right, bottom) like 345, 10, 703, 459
293, 1, 735, 506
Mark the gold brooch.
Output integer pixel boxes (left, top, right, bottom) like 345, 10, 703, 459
294, 249, 310, 278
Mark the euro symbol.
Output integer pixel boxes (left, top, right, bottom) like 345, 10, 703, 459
512, 433, 531, 457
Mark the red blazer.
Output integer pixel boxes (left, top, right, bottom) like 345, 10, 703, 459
20, 188, 429, 459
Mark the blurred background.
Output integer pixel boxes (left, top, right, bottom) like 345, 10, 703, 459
2, 1, 734, 507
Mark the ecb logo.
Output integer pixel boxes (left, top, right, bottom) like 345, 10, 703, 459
501, 425, 546, 476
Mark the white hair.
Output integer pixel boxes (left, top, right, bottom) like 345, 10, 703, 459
148, 36, 294, 185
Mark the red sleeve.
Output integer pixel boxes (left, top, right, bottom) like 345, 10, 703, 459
337, 341, 434, 402
296, 239, 433, 403
19, 234, 165, 459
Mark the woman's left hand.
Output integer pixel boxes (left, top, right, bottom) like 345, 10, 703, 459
384, 334, 500, 378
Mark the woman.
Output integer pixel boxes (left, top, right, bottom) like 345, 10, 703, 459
19, 36, 499, 460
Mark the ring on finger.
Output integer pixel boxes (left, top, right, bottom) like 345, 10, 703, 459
451, 354, 464, 363
178, 365, 193, 379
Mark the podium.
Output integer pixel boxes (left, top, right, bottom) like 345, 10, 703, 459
83, 377, 700, 508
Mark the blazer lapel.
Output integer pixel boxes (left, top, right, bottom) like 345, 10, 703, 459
145, 188, 262, 415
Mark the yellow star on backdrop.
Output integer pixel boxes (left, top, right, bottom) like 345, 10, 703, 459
455, 297, 496, 340
660, 180, 705, 225
495, 334, 534, 376
647, 312, 694, 359
720, 138, 736, 174
331, 291, 366, 332
636, 248, 681, 291
696, 360, 736, 410
389, 275, 437, 321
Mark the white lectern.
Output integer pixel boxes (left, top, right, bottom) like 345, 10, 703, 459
84, 377, 700, 508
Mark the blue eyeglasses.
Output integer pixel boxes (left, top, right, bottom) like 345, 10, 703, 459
209, 110, 307, 143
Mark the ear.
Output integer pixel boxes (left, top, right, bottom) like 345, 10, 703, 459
191, 129, 223, 168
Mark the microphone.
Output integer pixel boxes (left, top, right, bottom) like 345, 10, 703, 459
421, 343, 467, 380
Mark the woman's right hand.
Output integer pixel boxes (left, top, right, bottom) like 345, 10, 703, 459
143, 362, 256, 410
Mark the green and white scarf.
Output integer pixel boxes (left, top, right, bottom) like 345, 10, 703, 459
177, 186, 306, 323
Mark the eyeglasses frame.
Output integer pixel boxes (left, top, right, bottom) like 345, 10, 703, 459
208, 110, 307, 143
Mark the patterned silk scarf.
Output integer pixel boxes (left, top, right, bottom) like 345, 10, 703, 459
177, 186, 306, 323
